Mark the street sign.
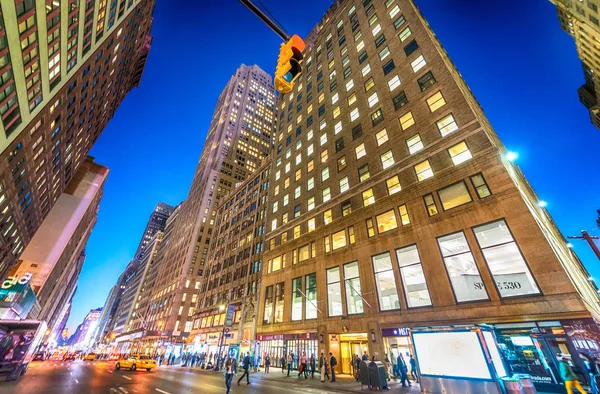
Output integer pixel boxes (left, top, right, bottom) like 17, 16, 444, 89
225, 327, 230, 333
225, 304, 235, 327
224, 334, 231, 338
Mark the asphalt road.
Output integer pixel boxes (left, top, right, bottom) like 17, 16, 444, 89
0, 360, 420, 394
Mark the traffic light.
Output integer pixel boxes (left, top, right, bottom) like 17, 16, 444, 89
275, 34, 305, 94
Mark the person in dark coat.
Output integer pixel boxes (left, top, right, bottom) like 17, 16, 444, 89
355, 354, 361, 381
237, 352, 251, 385
224, 354, 237, 394
409, 354, 418, 382
265, 354, 270, 373
329, 352, 337, 382
309, 354, 316, 378
397, 353, 411, 387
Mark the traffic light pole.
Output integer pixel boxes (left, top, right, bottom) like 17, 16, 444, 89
568, 230, 600, 260
238, 0, 290, 41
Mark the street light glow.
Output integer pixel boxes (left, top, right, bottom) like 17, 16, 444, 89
506, 151, 518, 162
566, 243, 574, 248
219, 304, 225, 311
538, 200, 548, 208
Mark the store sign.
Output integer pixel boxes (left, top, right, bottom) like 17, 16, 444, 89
225, 304, 235, 327
531, 375, 553, 384
207, 333, 220, 345
115, 331, 143, 343
382, 328, 409, 337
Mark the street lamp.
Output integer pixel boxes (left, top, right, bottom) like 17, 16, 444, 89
215, 304, 227, 371
538, 200, 548, 208
505, 151, 518, 162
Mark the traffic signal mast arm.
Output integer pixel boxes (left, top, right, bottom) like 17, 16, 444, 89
238, 0, 289, 41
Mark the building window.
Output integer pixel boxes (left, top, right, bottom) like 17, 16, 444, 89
438, 181, 472, 211
327, 267, 343, 316
325, 236, 331, 253
388, 75, 401, 91
424, 193, 438, 216
473, 220, 540, 298
294, 225, 301, 239
358, 164, 370, 181
305, 273, 318, 319
355, 143, 366, 159
299, 244, 311, 262
398, 204, 410, 225
426, 91, 446, 112
340, 176, 350, 193
376, 210, 398, 233
321, 166, 330, 181
393, 91, 408, 110
398, 26, 411, 42
406, 134, 423, 154
371, 108, 384, 126
338, 156, 347, 171
396, 245, 432, 307
342, 200, 352, 216
394, 15, 406, 30
386, 175, 401, 195
368, 92, 379, 107
272, 255, 282, 272
336, 137, 345, 152
274, 282, 285, 323
292, 277, 303, 321
324, 209, 333, 225
399, 111, 415, 130
372, 252, 400, 311
332, 229, 347, 250
263, 285, 274, 324
415, 160, 433, 181
380, 150, 395, 169
411, 55, 426, 72
308, 197, 315, 211
352, 124, 363, 139
437, 232, 489, 303
350, 108, 360, 121
308, 217, 316, 232
344, 261, 364, 314
366, 218, 375, 237
404, 39, 419, 56
417, 71, 436, 91
382, 59, 395, 75
348, 226, 356, 244
323, 187, 331, 202
362, 188, 375, 206
365, 77, 375, 92
470, 173, 491, 198
448, 141, 472, 165
437, 114, 458, 136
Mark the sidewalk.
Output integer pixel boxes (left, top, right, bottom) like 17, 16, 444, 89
173, 364, 422, 393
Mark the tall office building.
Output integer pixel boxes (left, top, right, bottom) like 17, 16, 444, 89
126, 64, 275, 352
0, 0, 155, 277
133, 202, 174, 261
254, 1, 600, 393
3, 157, 107, 331
550, 0, 600, 129
69, 307, 101, 350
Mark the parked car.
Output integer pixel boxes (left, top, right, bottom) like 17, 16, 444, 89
115, 355, 156, 372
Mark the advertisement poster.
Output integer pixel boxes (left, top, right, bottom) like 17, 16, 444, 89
561, 319, 600, 357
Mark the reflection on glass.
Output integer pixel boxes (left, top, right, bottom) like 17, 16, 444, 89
291, 278, 303, 321
344, 261, 364, 314
305, 273, 317, 319
327, 267, 343, 316
396, 245, 431, 307
372, 253, 400, 310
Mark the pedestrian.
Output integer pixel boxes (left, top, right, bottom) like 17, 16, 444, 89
362, 351, 369, 362
310, 353, 316, 378
298, 352, 308, 379
281, 354, 286, 373
319, 352, 328, 382
224, 353, 237, 394
255, 354, 261, 372
329, 352, 337, 382
265, 354, 270, 373
409, 354, 418, 383
397, 353, 411, 387
355, 354, 361, 381
384, 356, 392, 381
287, 352, 293, 377
583, 355, 599, 394
237, 352, 251, 385
559, 356, 586, 394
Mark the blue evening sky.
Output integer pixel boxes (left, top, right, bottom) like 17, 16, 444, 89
66, 0, 600, 332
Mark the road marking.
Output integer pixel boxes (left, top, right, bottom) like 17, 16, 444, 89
122, 375, 132, 380
108, 370, 114, 373
119, 388, 129, 393
155, 389, 171, 394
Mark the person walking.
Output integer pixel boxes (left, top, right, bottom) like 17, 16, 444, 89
397, 353, 411, 387
281, 354, 286, 373
287, 352, 293, 377
224, 354, 237, 394
310, 353, 316, 379
265, 354, 270, 373
409, 354, 419, 383
355, 354, 362, 381
559, 356, 586, 394
329, 352, 337, 382
298, 352, 308, 379
362, 351, 369, 362
319, 352, 328, 382
384, 356, 392, 381
237, 352, 251, 386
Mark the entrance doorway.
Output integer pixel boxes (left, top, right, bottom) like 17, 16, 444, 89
339, 333, 368, 375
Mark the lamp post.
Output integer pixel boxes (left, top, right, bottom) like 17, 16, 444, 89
215, 304, 226, 371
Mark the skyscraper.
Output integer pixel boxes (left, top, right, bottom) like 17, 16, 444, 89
0, 0, 156, 277
550, 0, 600, 129
69, 307, 102, 350
252, 1, 599, 392
133, 202, 175, 261
127, 64, 275, 352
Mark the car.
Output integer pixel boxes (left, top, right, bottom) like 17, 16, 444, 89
83, 353, 96, 361
115, 355, 156, 372
32, 352, 46, 361
62, 353, 76, 361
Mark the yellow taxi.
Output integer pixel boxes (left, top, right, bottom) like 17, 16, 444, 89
83, 353, 97, 361
115, 355, 156, 371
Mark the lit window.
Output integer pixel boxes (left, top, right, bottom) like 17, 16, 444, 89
376, 210, 398, 233
295, 169, 302, 181
386, 175, 401, 195
320, 118, 327, 130
295, 186, 301, 199
284, 178, 290, 189
362, 63, 371, 76
271, 218, 278, 231
272, 201, 279, 213
379, 47, 390, 61
285, 162, 291, 173
308, 197, 315, 211
319, 92, 325, 103
406, 134, 423, 154
437, 114, 458, 136
307, 160, 314, 172
323, 187, 331, 202
272, 256, 282, 272
275, 170, 281, 181
399, 111, 415, 130
372, 23, 381, 36
321, 149, 329, 163
380, 150, 395, 169
368, 92, 379, 107
340, 176, 350, 193
356, 40, 365, 52
366, 218, 375, 237
308, 217, 316, 232
396, 245, 432, 307
327, 267, 343, 316
307, 129, 314, 140
333, 106, 341, 118
411, 55, 426, 72
334, 121, 343, 134
424, 193, 438, 216
376, 129, 388, 146
337, 156, 347, 171
332, 92, 339, 104
323, 209, 332, 225
321, 167, 330, 181
324, 236, 331, 253
470, 173, 491, 198
332, 230, 347, 250
415, 160, 433, 181
355, 143, 366, 159
448, 141, 472, 165
388, 75, 401, 91
372, 252, 400, 310
283, 194, 289, 206
426, 91, 446, 112
398, 204, 410, 225
358, 164, 370, 182
389, 4, 400, 18
295, 153, 302, 165
399, 26, 412, 42
320, 133, 327, 146
362, 188, 375, 206
350, 108, 360, 121
365, 77, 375, 91
307, 177, 315, 191
348, 93, 357, 106
438, 181, 472, 211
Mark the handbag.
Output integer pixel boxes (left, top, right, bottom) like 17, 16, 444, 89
298, 364, 304, 373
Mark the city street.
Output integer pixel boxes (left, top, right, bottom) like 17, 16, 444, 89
0, 361, 421, 394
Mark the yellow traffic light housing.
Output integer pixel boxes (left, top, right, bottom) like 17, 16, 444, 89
275, 34, 305, 94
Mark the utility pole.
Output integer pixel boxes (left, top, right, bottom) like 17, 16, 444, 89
568, 231, 600, 261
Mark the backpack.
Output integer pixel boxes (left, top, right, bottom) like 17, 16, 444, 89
331, 356, 337, 366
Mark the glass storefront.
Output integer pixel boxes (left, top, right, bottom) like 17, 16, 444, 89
257, 333, 317, 369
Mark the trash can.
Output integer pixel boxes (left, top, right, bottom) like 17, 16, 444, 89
359, 361, 370, 390
502, 377, 525, 394
514, 374, 537, 394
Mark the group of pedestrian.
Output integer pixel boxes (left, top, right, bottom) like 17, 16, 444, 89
318, 352, 337, 382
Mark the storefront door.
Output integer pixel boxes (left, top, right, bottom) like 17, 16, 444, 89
339, 333, 368, 375
539, 334, 588, 387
